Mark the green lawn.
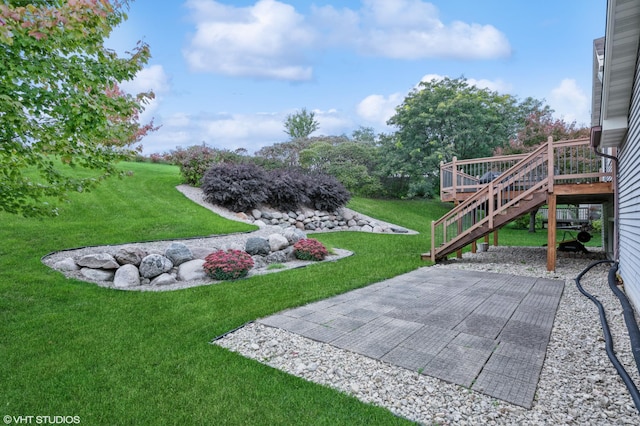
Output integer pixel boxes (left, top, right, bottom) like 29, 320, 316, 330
0, 162, 599, 425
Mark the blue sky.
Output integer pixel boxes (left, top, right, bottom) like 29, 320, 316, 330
108, 0, 607, 155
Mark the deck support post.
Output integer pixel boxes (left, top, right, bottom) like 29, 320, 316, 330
546, 194, 557, 271
430, 220, 436, 262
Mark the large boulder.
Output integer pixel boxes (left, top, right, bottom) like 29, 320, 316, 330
284, 228, 306, 244
54, 257, 80, 272
139, 254, 173, 279
177, 259, 207, 281
265, 248, 293, 264
80, 267, 115, 282
164, 242, 193, 266
268, 233, 289, 252
76, 253, 119, 269
113, 264, 140, 288
114, 246, 147, 266
150, 273, 177, 286
191, 247, 215, 260
245, 237, 270, 256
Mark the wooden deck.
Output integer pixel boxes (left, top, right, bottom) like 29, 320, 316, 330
427, 137, 615, 270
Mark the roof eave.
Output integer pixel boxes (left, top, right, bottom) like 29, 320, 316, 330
597, 0, 640, 148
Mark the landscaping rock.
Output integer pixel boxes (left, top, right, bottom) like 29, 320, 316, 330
177, 259, 207, 281
80, 267, 115, 282
191, 247, 215, 260
265, 248, 293, 264
284, 228, 306, 244
245, 237, 270, 256
164, 242, 193, 266
54, 257, 79, 271
114, 246, 147, 266
391, 226, 409, 234
139, 254, 173, 279
341, 209, 354, 221
151, 273, 178, 286
252, 256, 267, 269
268, 233, 289, 252
77, 253, 119, 269
113, 264, 140, 288
235, 212, 250, 221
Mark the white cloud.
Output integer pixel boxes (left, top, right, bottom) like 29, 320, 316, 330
465, 77, 512, 93
312, 108, 353, 136
141, 111, 286, 154
140, 108, 358, 155
183, 0, 315, 80
356, 93, 404, 126
119, 65, 171, 124
315, 0, 511, 60
182, 0, 511, 81
356, 74, 511, 128
549, 78, 590, 125
120, 65, 171, 94
418, 74, 511, 92
164, 112, 191, 127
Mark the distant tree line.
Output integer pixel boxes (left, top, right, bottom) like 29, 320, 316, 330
163, 77, 589, 200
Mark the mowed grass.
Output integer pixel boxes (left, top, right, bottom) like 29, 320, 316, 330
0, 162, 598, 424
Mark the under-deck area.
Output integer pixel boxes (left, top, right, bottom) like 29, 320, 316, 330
426, 137, 615, 270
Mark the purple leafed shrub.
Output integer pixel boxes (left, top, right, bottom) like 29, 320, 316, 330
293, 238, 328, 261
203, 249, 254, 280
265, 169, 311, 211
201, 163, 270, 212
304, 173, 351, 212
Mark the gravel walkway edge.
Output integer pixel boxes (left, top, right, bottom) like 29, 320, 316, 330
215, 247, 640, 425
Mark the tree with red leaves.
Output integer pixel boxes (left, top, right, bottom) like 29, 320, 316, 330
0, 0, 155, 216
495, 99, 589, 155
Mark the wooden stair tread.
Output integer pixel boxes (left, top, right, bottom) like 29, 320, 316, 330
431, 190, 547, 261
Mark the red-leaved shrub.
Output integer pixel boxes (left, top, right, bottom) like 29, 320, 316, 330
203, 249, 254, 280
293, 238, 328, 261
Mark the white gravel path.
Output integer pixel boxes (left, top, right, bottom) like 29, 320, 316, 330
215, 247, 640, 425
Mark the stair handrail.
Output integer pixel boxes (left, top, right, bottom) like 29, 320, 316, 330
431, 141, 551, 261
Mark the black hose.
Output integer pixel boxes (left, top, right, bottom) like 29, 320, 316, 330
575, 260, 640, 412
605, 263, 640, 375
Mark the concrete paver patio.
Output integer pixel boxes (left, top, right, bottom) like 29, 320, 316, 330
258, 268, 564, 408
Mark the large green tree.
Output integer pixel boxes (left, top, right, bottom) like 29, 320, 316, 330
299, 139, 382, 197
383, 77, 530, 197
0, 0, 154, 216
283, 107, 319, 140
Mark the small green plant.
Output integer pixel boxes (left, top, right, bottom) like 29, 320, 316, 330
203, 249, 254, 280
293, 238, 328, 261
591, 219, 602, 233
267, 263, 286, 270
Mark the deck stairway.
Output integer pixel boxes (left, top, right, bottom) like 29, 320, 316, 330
425, 142, 552, 262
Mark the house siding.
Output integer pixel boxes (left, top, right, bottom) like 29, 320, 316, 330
617, 54, 640, 311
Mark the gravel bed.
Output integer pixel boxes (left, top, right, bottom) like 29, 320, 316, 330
214, 246, 640, 425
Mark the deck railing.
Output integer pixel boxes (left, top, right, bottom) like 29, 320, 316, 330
431, 142, 551, 261
431, 137, 616, 261
440, 137, 613, 202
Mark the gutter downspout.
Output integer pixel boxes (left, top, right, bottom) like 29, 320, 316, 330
590, 125, 620, 261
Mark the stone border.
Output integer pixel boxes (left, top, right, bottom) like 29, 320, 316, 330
41, 185, 416, 292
